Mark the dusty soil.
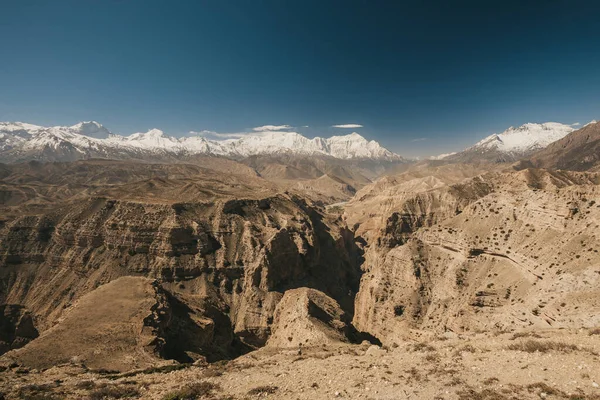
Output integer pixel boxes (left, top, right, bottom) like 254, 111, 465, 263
2, 328, 599, 399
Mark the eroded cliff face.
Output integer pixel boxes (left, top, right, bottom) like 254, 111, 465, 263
348, 169, 600, 345
0, 304, 38, 354
0, 192, 364, 364
2, 160, 599, 370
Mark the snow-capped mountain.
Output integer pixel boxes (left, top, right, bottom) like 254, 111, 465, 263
0, 121, 402, 163
444, 122, 576, 163
429, 152, 457, 160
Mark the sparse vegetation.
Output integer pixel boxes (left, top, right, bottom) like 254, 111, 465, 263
526, 382, 562, 396
16, 384, 60, 400
75, 380, 97, 390
507, 340, 578, 353
456, 267, 468, 287
589, 327, 600, 336
483, 377, 499, 385
453, 344, 477, 357
89, 385, 140, 400
412, 342, 436, 352
425, 352, 441, 362
510, 332, 542, 340
107, 363, 192, 380
456, 387, 512, 400
247, 385, 279, 395
161, 382, 221, 400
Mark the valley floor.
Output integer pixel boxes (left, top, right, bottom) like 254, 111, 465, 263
2, 328, 599, 400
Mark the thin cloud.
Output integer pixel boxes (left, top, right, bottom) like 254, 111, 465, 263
332, 124, 363, 128
252, 124, 293, 131
571, 122, 581, 126
411, 137, 428, 142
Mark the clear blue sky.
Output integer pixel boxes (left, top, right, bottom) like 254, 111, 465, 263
1, 0, 599, 157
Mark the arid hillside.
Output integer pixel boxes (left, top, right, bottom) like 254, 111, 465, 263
0, 158, 599, 400
347, 169, 600, 344
524, 121, 600, 172
0, 160, 366, 371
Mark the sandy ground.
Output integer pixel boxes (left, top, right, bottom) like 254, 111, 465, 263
2, 328, 599, 400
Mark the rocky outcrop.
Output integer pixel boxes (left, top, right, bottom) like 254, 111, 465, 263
0, 304, 38, 354
267, 288, 356, 348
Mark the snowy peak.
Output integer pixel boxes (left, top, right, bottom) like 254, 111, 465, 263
70, 121, 111, 139
128, 129, 166, 140
444, 121, 579, 163
0, 121, 403, 162
0, 122, 44, 137
325, 132, 394, 159
470, 122, 575, 153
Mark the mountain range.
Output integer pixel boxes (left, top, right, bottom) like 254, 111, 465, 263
1, 120, 596, 166
443, 121, 578, 163
0, 121, 401, 163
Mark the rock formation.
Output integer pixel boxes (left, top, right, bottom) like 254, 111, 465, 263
1, 155, 599, 375
347, 168, 600, 345
0, 161, 365, 369
267, 288, 356, 348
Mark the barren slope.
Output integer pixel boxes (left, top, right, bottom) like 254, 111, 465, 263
346, 168, 600, 345
523, 120, 600, 171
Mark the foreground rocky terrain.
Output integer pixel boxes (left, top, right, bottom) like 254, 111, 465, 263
1, 329, 599, 399
0, 135, 599, 398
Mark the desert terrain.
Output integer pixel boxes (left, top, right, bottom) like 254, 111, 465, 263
0, 122, 599, 399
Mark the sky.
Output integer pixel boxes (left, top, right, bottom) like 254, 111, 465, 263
1, 0, 600, 157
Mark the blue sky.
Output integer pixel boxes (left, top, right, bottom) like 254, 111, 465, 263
1, 0, 599, 157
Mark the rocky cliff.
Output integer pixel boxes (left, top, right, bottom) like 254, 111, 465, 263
346, 168, 600, 345
0, 161, 366, 369
1, 159, 599, 372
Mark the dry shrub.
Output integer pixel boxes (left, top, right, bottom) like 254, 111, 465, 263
507, 340, 578, 353
448, 377, 464, 386
526, 382, 563, 396
89, 385, 139, 399
425, 352, 441, 362
483, 377, 500, 385
161, 382, 221, 400
411, 342, 436, 352
510, 332, 542, 340
456, 388, 513, 400
74, 380, 96, 390
201, 368, 223, 378
247, 386, 278, 395
404, 367, 425, 382
453, 344, 477, 356
17, 383, 61, 400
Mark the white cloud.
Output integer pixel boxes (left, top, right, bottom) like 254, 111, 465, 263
332, 124, 363, 128
572, 122, 581, 126
411, 137, 428, 142
252, 124, 293, 132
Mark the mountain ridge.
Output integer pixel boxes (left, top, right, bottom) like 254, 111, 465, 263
521, 119, 600, 171
0, 121, 403, 163
444, 121, 577, 163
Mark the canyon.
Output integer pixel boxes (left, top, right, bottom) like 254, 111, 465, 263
0, 122, 599, 399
